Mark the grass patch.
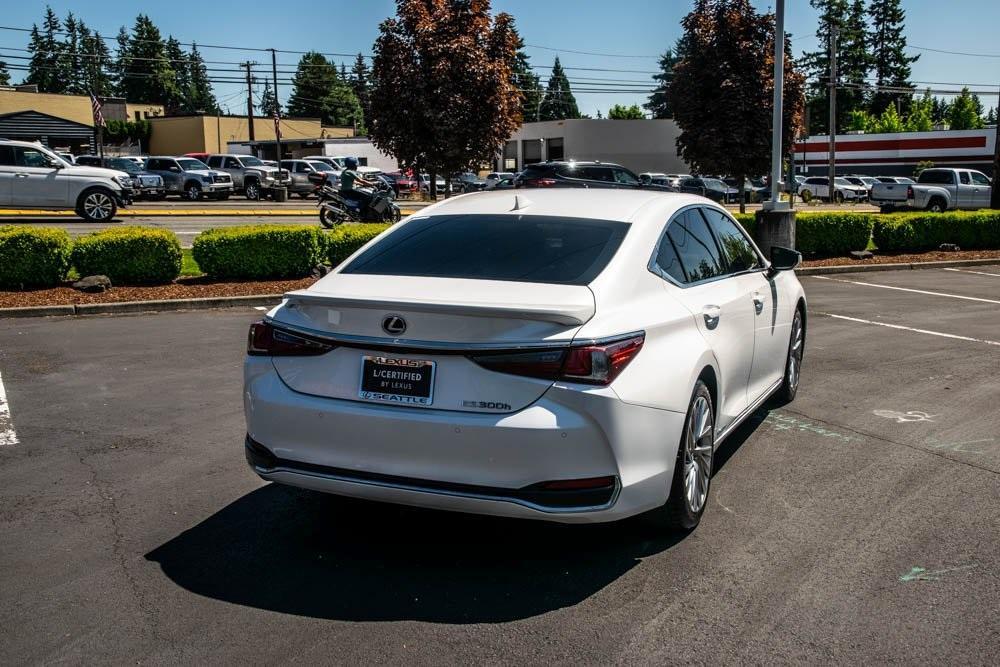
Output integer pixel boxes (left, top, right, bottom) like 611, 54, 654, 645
181, 249, 203, 277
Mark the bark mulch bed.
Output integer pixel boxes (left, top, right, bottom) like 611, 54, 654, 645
3, 248, 999, 310
801, 248, 1000, 268
0, 276, 317, 309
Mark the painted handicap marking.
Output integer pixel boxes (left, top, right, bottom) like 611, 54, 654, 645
763, 412, 857, 443
873, 409, 937, 423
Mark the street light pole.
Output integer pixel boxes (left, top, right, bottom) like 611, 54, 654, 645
765, 0, 788, 211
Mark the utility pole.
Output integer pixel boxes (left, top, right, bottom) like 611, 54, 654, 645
242, 62, 256, 143
827, 24, 838, 202
765, 0, 787, 211
269, 48, 283, 165
992, 84, 1000, 209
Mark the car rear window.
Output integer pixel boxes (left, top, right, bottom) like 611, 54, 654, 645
918, 171, 954, 185
342, 214, 629, 285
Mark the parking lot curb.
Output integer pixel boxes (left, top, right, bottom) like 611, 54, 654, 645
1, 295, 282, 319
797, 258, 1000, 275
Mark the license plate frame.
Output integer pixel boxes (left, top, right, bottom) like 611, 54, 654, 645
358, 355, 436, 406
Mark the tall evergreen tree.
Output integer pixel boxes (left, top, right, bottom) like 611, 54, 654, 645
259, 78, 280, 117
947, 88, 984, 130
538, 57, 579, 121
349, 53, 371, 118
931, 96, 949, 124
509, 21, 541, 122
644, 42, 683, 119
119, 15, 179, 106
801, 0, 847, 134
838, 0, 871, 120
163, 37, 189, 113
25, 7, 67, 93
867, 0, 918, 114
80, 28, 113, 96
62, 13, 87, 95
0, 61, 9, 85
112, 27, 131, 96
187, 44, 219, 114
287, 51, 362, 127
986, 107, 997, 126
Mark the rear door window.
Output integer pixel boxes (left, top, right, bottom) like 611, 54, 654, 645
343, 214, 630, 285
700, 208, 761, 273
665, 209, 725, 282
582, 166, 615, 182
959, 172, 970, 184
919, 171, 955, 185
207, 156, 222, 168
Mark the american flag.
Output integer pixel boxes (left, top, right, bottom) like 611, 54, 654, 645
90, 93, 105, 128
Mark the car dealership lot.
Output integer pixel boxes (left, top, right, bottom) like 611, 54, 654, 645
1, 266, 998, 664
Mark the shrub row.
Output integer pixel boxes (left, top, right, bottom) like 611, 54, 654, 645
733, 212, 875, 256
872, 211, 1000, 252
72, 227, 182, 284
191, 223, 391, 280
0, 226, 73, 288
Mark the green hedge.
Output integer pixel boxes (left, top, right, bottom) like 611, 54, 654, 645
733, 211, 873, 256
72, 227, 181, 284
193, 225, 325, 280
327, 224, 392, 266
873, 211, 1000, 252
0, 226, 73, 288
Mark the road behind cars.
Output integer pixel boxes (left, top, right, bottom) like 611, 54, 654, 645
0, 265, 998, 663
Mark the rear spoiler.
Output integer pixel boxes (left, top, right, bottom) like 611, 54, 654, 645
283, 289, 594, 326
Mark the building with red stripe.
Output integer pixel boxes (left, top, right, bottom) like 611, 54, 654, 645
793, 128, 995, 177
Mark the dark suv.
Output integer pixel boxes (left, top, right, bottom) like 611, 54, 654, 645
515, 161, 672, 191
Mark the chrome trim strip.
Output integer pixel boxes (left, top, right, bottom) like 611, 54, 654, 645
265, 318, 644, 353
256, 464, 622, 515
714, 377, 783, 446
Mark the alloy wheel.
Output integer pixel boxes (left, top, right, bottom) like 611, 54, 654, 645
245, 183, 259, 200
787, 310, 804, 392
683, 395, 714, 514
83, 192, 114, 220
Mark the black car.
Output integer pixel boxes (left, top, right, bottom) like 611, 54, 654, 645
515, 161, 673, 191
74, 155, 165, 200
451, 171, 487, 193
678, 177, 740, 204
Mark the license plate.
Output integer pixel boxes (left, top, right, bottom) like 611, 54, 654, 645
359, 356, 435, 406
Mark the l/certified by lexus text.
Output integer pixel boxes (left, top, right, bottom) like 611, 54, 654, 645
244, 190, 806, 529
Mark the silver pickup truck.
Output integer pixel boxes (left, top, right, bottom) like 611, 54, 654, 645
206, 154, 291, 200
870, 168, 992, 212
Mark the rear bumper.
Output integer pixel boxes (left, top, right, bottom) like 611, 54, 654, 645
244, 358, 685, 523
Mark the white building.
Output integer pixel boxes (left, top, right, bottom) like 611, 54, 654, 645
497, 119, 689, 175
227, 136, 399, 173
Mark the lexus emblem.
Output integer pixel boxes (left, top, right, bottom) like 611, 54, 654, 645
382, 315, 407, 336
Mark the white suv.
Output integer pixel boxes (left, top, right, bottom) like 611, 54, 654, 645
0, 139, 132, 221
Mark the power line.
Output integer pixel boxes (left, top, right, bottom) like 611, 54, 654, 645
908, 44, 1000, 58
523, 43, 658, 59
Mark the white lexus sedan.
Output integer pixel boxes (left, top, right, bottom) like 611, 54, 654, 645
244, 190, 806, 530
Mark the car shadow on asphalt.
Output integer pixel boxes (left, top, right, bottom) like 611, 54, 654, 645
146, 410, 770, 624
145, 483, 688, 624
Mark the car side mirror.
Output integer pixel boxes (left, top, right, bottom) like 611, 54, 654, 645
50, 160, 65, 169
170, 166, 181, 172
768, 246, 801, 277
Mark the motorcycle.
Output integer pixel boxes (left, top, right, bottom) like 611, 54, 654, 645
311, 172, 402, 228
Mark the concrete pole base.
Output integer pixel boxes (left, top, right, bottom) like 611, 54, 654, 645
752, 209, 797, 256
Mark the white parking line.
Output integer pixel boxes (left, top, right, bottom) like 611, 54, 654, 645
819, 312, 1000, 347
812, 276, 1000, 305
943, 267, 1000, 277
0, 369, 18, 446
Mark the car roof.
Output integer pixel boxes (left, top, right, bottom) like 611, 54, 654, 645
414, 188, 710, 223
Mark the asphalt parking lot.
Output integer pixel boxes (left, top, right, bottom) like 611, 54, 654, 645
1, 265, 998, 664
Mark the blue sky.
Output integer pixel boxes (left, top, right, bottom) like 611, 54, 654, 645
3, 0, 998, 117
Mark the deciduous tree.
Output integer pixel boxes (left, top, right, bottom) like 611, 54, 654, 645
539, 57, 580, 121
607, 104, 645, 119
369, 0, 521, 197
670, 0, 805, 213
947, 88, 984, 130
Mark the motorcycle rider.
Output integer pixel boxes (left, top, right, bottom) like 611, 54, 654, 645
339, 157, 377, 211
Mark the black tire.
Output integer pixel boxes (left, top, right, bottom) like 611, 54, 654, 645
319, 208, 343, 229
926, 197, 946, 213
297, 192, 311, 199
879, 205, 895, 214
76, 188, 118, 222
775, 306, 805, 404
833, 190, 845, 204
185, 182, 203, 201
244, 180, 261, 201
642, 380, 715, 532
800, 189, 812, 202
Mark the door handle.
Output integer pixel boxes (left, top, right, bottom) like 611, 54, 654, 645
702, 305, 721, 329
14, 173, 29, 178
752, 292, 765, 313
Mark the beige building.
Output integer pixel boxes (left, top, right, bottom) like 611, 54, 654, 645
0, 88, 95, 126
146, 114, 351, 155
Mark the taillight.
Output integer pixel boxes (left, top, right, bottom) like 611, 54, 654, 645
525, 178, 557, 187
247, 320, 333, 356
906, 185, 914, 199
469, 333, 644, 386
